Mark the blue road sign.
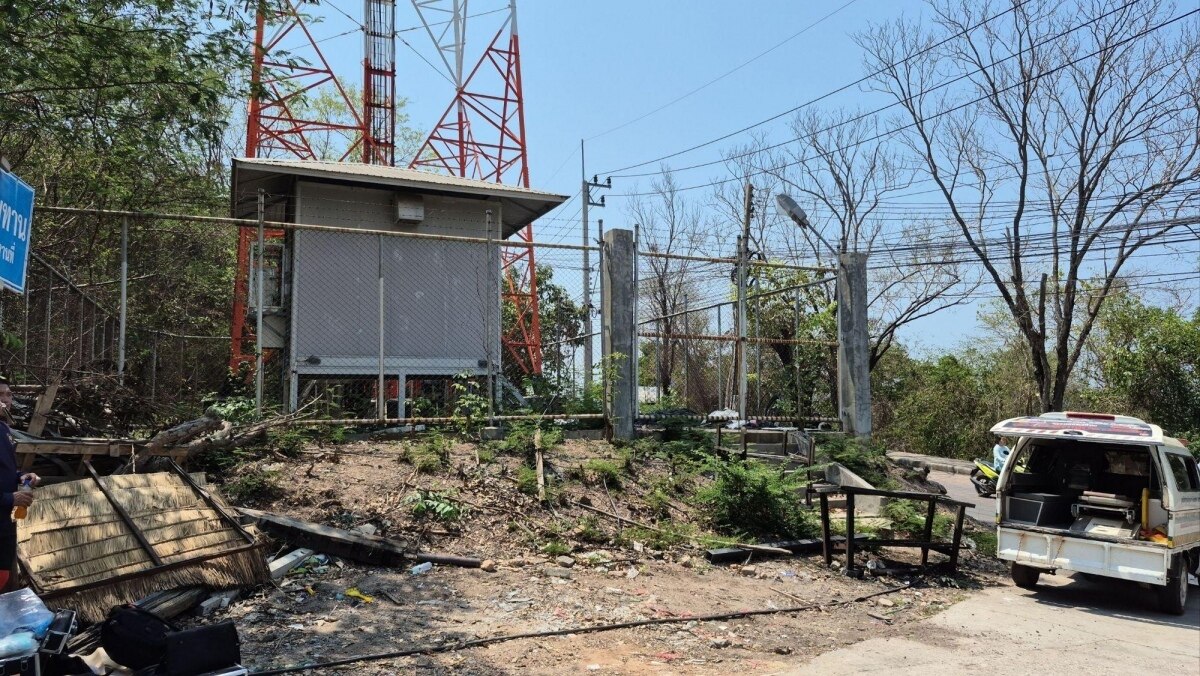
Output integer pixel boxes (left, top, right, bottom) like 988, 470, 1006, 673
0, 168, 34, 294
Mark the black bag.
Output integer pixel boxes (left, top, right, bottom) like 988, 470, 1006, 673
100, 605, 178, 670
161, 621, 240, 676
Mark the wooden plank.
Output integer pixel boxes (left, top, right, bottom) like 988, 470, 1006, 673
921, 499, 937, 565
83, 461, 164, 566
239, 507, 410, 567
845, 490, 856, 576
820, 492, 832, 565
27, 378, 61, 437
948, 504, 967, 572
18, 453, 35, 471
76, 453, 93, 477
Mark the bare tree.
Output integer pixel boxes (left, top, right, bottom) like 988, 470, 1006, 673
778, 109, 975, 368
628, 169, 707, 399
859, 0, 1200, 411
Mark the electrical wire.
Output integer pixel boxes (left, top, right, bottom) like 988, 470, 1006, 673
597, 0, 1033, 175
586, 0, 863, 142
607, 7, 1200, 197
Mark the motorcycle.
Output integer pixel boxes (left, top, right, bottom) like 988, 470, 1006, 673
970, 458, 1000, 497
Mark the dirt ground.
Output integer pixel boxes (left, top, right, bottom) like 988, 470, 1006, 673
198, 436, 1006, 674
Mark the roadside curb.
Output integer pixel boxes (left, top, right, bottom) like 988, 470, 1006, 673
888, 452, 975, 476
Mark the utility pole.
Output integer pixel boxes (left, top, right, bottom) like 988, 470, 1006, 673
255, 190, 265, 417
581, 140, 610, 391
735, 182, 753, 423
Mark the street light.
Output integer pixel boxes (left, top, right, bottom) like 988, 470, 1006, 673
776, 193, 836, 256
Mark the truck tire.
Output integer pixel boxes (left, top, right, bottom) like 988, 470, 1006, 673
1158, 555, 1188, 616
1011, 563, 1040, 589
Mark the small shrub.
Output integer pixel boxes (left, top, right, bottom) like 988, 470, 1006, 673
583, 459, 622, 489
694, 459, 817, 540
499, 421, 563, 460
574, 516, 608, 544
223, 467, 283, 503
645, 483, 674, 518
267, 427, 309, 457
404, 431, 451, 473
477, 446, 496, 464
405, 490, 465, 522
516, 465, 540, 496
819, 436, 893, 488
971, 529, 998, 557
882, 499, 954, 539
616, 523, 695, 550
541, 540, 570, 556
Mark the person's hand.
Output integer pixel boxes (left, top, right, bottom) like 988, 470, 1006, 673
20, 473, 40, 487
12, 491, 33, 507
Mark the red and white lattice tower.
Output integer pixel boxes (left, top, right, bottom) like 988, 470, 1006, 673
234, 0, 396, 370
409, 0, 542, 375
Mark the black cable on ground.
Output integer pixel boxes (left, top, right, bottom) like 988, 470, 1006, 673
251, 582, 913, 675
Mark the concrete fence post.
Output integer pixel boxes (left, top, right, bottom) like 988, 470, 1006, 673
837, 252, 871, 437
601, 228, 635, 441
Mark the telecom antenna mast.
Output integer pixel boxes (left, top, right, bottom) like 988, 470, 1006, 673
363, 1, 398, 165
235, 0, 397, 370
409, 0, 543, 375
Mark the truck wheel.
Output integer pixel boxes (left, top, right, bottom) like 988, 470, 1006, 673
1011, 563, 1040, 589
1158, 555, 1188, 616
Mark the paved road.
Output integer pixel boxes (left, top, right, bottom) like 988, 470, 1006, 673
797, 572, 1200, 674
930, 469, 995, 522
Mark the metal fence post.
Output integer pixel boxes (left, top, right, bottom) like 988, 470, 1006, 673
255, 190, 265, 417
795, 289, 802, 420
150, 333, 158, 403
716, 307, 723, 410
631, 223, 640, 421
44, 277, 51, 376
686, 290, 696, 408
22, 282, 29, 382
485, 209, 495, 421
118, 215, 129, 384
377, 232, 386, 421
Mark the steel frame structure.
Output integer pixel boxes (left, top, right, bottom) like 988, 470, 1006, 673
235, 0, 396, 371
409, 0, 543, 375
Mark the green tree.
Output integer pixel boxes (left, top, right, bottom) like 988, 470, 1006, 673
501, 265, 586, 403
1085, 296, 1200, 439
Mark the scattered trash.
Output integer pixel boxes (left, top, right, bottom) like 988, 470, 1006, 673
345, 588, 374, 603
410, 562, 434, 576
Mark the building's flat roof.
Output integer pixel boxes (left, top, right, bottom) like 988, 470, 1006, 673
232, 158, 569, 235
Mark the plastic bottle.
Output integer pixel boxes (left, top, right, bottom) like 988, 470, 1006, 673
12, 479, 31, 520
410, 562, 433, 575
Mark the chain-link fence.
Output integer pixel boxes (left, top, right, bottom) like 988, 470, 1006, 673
19, 201, 845, 431
634, 247, 840, 425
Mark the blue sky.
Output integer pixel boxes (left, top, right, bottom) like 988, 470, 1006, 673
289, 0, 1198, 355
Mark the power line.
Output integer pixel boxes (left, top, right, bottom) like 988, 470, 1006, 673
597, 0, 1033, 176
607, 7, 1200, 198
585, 0, 862, 142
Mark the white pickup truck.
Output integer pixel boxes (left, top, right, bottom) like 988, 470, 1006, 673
990, 412, 1199, 614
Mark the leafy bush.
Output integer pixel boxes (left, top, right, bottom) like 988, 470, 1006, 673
541, 540, 570, 556
206, 396, 259, 424
402, 431, 452, 473
574, 516, 608, 544
819, 435, 892, 488
267, 426, 309, 457
222, 467, 283, 503
694, 459, 817, 540
499, 421, 564, 460
615, 523, 695, 550
516, 465, 540, 496
405, 490, 465, 522
583, 459, 622, 489
882, 499, 954, 539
